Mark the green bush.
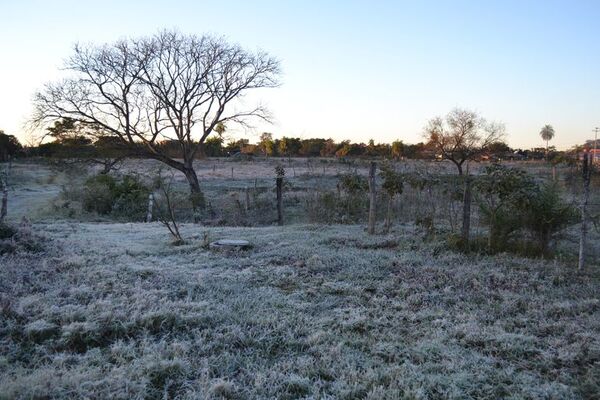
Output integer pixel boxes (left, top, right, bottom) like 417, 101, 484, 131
83, 174, 117, 215
337, 173, 368, 222
82, 174, 149, 220
473, 165, 578, 256
111, 175, 151, 219
522, 182, 578, 254
475, 165, 537, 251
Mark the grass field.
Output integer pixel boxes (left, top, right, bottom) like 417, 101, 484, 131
1, 160, 599, 399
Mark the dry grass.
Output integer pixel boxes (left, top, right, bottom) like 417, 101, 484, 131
1, 222, 599, 399
1, 159, 598, 398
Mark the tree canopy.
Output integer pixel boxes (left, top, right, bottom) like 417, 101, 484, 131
425, 108, 505, 174
32, 30, 281, 204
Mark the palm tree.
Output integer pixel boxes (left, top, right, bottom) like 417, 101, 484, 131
540, 124, 555, 160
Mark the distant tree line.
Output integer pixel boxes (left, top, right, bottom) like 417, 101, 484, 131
0, 123, 584, 163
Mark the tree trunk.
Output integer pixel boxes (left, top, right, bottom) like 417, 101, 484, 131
276, 176, 283, 225
461, 167, 472, 249
182, 166, 204, 222
579, 153, 591, 270
455, 161, 464, 176
368, 162, 377, 235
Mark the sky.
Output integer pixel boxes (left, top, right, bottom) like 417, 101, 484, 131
1, 0, 599, 149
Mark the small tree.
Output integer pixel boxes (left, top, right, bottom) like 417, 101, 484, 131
425, 108, 505, 247
475, 164, 537, 251
153, 172, 185, 245
259, 132, 275, 157
339, 173, 368, 221
540, 124, 555, 160
391, 140, 404, 160
523, 182, 578, 255
425, 108, 505, 175
380, 163, 403, 233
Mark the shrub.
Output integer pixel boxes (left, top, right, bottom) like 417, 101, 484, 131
522, 182, 578, 254
82, 174, 149, 220
338, 173, 367, 194
337, 173, 368, 222
82, 174, 116, 214
472, 165, 578, 256
111, 175, 151, 219
475, 165, 537, 251
0, 223, 16, 239
0, 220, 46, 255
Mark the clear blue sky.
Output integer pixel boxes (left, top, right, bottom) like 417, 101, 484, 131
1, 0, 599, 149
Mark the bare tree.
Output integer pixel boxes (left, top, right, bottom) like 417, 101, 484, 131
153, 172, 185, 245
425, 108, 505, 175
31, 30, 281, 214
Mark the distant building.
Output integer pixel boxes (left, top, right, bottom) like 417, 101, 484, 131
579, 149, 600, 162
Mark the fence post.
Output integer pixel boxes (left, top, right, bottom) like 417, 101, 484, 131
578, 152, 591, 270
368, 161, 377, 235
461, 163, 472, 249
146, 193, 154, 223
0, 165, 9, 223
275, 164, 285, 226
276, 177, 283, 225
245, 187, 250, 211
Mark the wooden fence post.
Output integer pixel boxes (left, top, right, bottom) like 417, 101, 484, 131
578, 152, 591, 270
368, 161, 377, 235
275, 164, 285, 226
0, 166, 9, 223
146, 193, 154, 223
276, 177, 283, 225
461, 163, 472, 248
245, 187, 250, 211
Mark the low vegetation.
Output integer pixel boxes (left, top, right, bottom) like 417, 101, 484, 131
1, 223, 599, 399
0, 158, 598, 399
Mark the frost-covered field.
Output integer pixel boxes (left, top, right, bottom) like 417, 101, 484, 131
2, 221, 600, 399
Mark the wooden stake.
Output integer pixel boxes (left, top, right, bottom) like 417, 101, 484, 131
276, 176, 283, 225
461, 163, 472, 248
368, 161, 377, 235
578, 152, 591, 270
245, 187, 250, 211
0, 166, 8, 223
146, 193, 154, 222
